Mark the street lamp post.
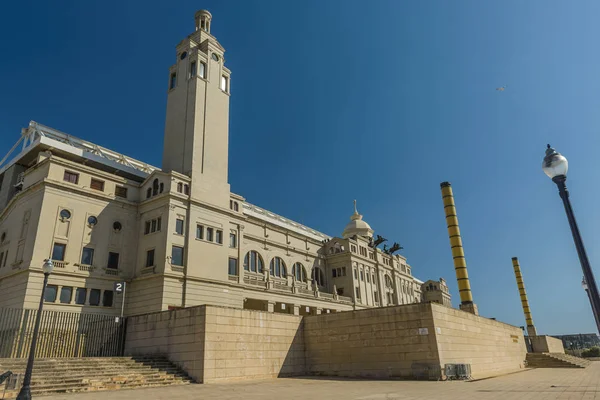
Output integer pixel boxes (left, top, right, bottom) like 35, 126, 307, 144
16, 259, 54, 400
582, 277, 600, 334
543, 144, 600, 335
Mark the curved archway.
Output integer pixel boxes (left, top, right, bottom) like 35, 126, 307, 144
243, 250, 264, 273
152, 179, 159, 196
269, 257, 287, 278
292, 262, 307, 282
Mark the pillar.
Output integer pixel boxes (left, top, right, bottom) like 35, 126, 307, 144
440, 182, 478, 315
511, 257, 537, 336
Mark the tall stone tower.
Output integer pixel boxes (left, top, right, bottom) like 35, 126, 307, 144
162, 10, 231, 208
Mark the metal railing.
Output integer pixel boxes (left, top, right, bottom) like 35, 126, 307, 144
0, 308, 127, 359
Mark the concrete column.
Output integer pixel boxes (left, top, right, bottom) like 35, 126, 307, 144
512, 257, 537, 336
440, 181, 478, 315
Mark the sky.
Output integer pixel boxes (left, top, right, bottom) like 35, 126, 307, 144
1, 0, 600, 335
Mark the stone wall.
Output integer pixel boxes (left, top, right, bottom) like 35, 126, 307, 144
203, 307, 304, 382
304, 303, 440, 379
124, 306, 206, 382
431, 303, 527, 378
124, 305, 305, 383
530, 335, 565, 354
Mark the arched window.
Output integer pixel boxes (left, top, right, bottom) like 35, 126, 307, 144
269, 257, 287, 278
313, 267, 325, 287
243, 251, 264, 273
152, 179, 159, 196
146, 188, 152, 199
385, 275, 393, 289
292, 263, 307, 282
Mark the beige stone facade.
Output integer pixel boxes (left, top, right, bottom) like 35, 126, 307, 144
422, 278, 452, 307
0, 10, 446, 317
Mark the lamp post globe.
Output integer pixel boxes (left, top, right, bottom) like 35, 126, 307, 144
542, 144, 568, 180
543, 144, 600, 335
42, 259, 54, 275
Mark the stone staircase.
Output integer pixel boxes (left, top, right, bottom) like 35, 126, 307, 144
526, 352, 592, 368
0, 356, 192, 398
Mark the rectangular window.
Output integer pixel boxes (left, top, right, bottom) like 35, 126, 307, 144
360, 271, 364, 281
90, 178, 104, 191
0, 252, 4, 268
196, 224, 204, 240
89, 289, 101, 306
228, 257, 238, 276
146, 249, 155, 267
171, 246, 184, 266
206, 227, 214, 242
3, 251, 7, 267
75, 288, 87, 305
81, 247, 94, 265
342, 267, 347, 276
157, 217, 162, 231
44, 285, 58, 302
366, 273, 370, 283
63, 171, 79, 184
355, 287, 361, 299
199, 62, 206, 78
220, 75, 228, 92
145, 221, 151, 235
115, 186, 128, 198
353, 269, 357, 279
52, 243, 66, 261
170, 73, 176, 89
216, 230, 223, 244
332, 269, 337, 278
60, 287, 72, 304
229, 232, 236, 248
175, 219, 184, 235
151, 219, 157, 233
372, 274, 375, 283
107, 252, 119, 269
103, 290, 114, 307
190, 61, 197, 78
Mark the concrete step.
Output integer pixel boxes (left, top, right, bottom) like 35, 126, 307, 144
526, 353, 589, 368
0, 356, 193, 398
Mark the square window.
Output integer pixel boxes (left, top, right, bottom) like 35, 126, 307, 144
90, 178, 104, 191
89, 289, 101, 306
52, 243, 66, 261
103, 290, 114, 307
229, 233, 236, 248
44, 285, 58, 302
107, 252, 119, 269
228, 258, 238, 276
146, 249, 155, 268
115, 186, 128, 198
190, 61, 197, 78
63, 171, 79, 184
170, 73, 176, 89
75, 288, 87, 305
199, 62, 206, 78
206, 227, 214, 242
171, 246, 184, 266
196, 225, 204, 240
175, 219, 184, 235
216, 230, 223, 244
60, 287, 72, 304
81, 247, 94, 265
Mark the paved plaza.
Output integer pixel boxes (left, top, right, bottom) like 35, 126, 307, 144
39, 363, 600, 400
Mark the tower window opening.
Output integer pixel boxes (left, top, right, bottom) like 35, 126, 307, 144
170, 73, 177, 89
190, 61, 197, 78
199, 62, 206, 78
220, 75, 228, 92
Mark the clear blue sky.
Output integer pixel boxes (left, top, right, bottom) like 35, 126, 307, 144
1, 0, 599, 335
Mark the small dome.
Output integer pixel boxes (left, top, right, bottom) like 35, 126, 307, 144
342, 200, 374, 239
